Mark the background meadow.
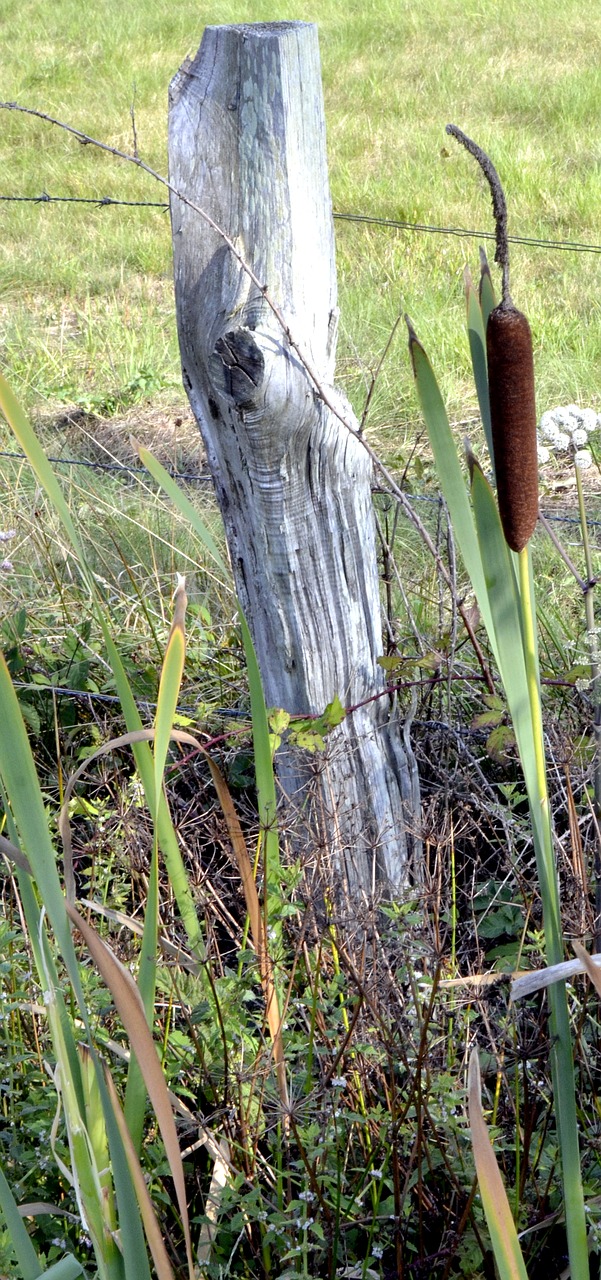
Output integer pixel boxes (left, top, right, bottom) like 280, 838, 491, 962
1, 2, 601, 1277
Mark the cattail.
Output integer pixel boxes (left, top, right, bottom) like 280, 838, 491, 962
447, 125, 539, 553
486, 301, 538, 550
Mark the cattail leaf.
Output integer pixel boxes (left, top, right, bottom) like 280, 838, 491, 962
0, 372, 88, 583
102, 1067, 176, 1280
469, 460, 525, 675
0, 652, 88, 1014
0, 1162, 44, 1280
407, 324, 497, 661
464, 267, 495, 475
468, 1050, 529, 1280
479, 246, 496, 330
469, 466, 559, 934
38, 1257, 85, 1279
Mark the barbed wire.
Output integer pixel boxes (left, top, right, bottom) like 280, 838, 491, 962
0, 447, 211, 486
0, 446, 597, 531
2, 190, 601, 256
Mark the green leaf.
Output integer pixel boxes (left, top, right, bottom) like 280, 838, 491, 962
478, 247, 496, 330
0, 1163, 43, 1280
468, 1050, 529, 1280
322, 693, 346, 729
407, 325, 497, 662
465, 268, 494, 473
239, 613, 281, 899
135, 442, 229, 577
43, 1258, 85, 1279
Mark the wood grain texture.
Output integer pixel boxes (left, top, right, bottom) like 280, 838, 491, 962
169, 21, 420, 894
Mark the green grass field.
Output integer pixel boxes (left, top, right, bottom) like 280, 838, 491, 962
2, 0, 601, 437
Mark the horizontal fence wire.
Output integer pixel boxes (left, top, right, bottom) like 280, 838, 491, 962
0, 447, 597, 531
1, 190, 601, 256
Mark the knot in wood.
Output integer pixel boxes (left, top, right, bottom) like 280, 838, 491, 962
211, 327, 265, 409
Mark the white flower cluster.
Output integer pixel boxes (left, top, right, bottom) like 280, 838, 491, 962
537, 405, 600, 470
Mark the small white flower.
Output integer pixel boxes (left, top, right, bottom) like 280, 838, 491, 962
0, 559, 13, 572
537, 444, 551, 464
571, 427, 589, 447
298, 1190, 315, 1202
370, 1169, 383, 1180
574, 449, 593, 470
372, 1245, 384, 1259
554, 431, 571, 452
539, 411, 562, 442
581, 408, 598, 433
331, 1076, 347, 1088
0, 529, 16, 543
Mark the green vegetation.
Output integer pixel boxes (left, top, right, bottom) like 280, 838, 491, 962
2, 0, 601, 432
1, 1, 601, 1277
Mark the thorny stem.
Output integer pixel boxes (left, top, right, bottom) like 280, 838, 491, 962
0, 99, 496, 692
446, 124, 511, 304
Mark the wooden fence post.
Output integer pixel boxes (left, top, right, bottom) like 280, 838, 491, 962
168, 21, 420, 896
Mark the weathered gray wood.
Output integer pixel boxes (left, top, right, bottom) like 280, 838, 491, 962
168, 21, 420, 895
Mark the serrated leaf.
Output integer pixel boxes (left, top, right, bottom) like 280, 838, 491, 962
322, 693, 346, 728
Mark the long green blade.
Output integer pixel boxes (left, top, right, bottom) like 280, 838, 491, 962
0, 653, 86, 1008
408, 326, 498, 663
239, 613, 281, 897
43, 1260, 85, 1280
465, 269, 494, 473
468, 1052, 528, 1280
478, 247, 496, 330
0, 1164, 43, 1280
136, 443, 229, 576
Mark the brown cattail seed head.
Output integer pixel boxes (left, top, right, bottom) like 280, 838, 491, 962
486, 301, 539, 552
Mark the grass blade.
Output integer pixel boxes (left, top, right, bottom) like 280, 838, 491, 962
0, 1163, 44, 1280
239, 612, 281, 898
468, 1050, 528, 1280
0, 375, 204, 957
66, 903, 195, 1280
134, 441, 229, 576
103, 1067, 176, 1280
207, 757, 289, 1112
153, 574, 187, 816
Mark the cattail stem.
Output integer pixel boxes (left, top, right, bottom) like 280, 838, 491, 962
446, 124, 511, 303
518, 544, 590, 1278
